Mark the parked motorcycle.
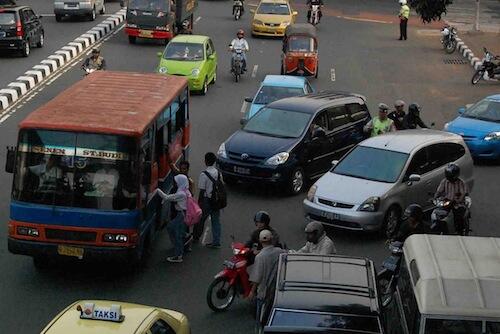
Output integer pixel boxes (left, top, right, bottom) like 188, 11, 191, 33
207, 241, 253, 311
233, 0, 244, 20
377, 241, 404, 306
471, 47, 500, 85
440, 25, 457, 54
430, 197, 471, 236
230, 46, 245, 82
308, 4, 320, 26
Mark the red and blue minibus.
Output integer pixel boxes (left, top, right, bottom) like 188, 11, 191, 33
5, 71, 190, 268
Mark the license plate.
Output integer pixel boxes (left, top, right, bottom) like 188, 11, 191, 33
233, 166, 250, 175
139, 29, 153, 37
57, 245, 84, 258
64, 4, 79, 9
321, 212, 340, 220
0, 32, 6, 38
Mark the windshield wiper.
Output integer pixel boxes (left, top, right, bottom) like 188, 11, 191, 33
334, 171, 386, 183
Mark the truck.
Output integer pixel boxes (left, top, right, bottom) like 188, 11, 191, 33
124, 0, 198, 44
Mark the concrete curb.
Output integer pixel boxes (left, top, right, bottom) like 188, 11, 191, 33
0, 9, 126, 112
452, 36, 483, 71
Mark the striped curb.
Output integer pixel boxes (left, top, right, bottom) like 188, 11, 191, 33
451, 35, 484, 71
0, 9, 126, 112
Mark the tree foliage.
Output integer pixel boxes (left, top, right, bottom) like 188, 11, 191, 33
409, 0, 454, 23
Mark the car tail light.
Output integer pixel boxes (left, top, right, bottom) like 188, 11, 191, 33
16, 20, 23, 37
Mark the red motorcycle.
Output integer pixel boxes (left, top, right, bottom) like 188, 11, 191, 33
206, 241, 253, 311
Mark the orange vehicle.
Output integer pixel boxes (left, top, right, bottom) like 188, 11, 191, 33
281, 24, 318, 78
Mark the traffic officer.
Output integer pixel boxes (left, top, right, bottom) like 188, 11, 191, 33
363, 103, 396, 137
398, 0, 410, 40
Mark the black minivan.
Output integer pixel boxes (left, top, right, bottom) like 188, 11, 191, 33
0, 4, 44, 57
217, 91, 371, 194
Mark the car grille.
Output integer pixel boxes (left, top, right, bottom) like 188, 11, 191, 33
45, 229, 97, 242
264, 23, 279, 27
227, 151, 266, 163
308, 214, 361, 229
318, 198, 354, 209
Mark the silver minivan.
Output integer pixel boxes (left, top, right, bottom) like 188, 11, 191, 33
54, 0, 105, 22
303, 130, 474, 232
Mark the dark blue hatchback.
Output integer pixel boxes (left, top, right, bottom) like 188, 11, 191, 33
217, 91, 371, 194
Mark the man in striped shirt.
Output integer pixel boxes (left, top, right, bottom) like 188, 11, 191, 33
435, 164, 469, 234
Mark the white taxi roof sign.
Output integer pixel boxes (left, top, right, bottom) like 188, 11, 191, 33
77, 303, 125, 323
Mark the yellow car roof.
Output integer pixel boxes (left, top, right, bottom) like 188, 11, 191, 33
259, 0, 289, 4
41, 300, 166, 334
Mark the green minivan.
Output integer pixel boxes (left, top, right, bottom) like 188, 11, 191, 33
157, 35, 217, 95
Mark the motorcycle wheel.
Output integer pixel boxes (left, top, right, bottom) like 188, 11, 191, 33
445, 40, 457, 54
234, 8, 240, 20
377, 273, 394, 305
471, 69, 484, 85
207, 276, 237, 312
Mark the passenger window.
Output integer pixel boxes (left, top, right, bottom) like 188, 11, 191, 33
205, 43, 211, 57
28, 10, 37, 21
486, 321, 500, 333
405, 148, 430, 178
175, 103, 186, 132
398, 260, 421, 334
427, 143, 466, 171
149, 319, 175, 334
312, 112, 328, 132
155, 125, 164, 162
425, 319, 482, 334
21, 9, 30, 23
305, 83, 313, 94
347, 103, 369, 122
209, 39, 215, 54
327, 106, 350, 130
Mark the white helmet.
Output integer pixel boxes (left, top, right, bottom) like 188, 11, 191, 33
399, 0, 407, 5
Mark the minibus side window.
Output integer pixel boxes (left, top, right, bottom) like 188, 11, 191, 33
425, 319, 482, 334
486, 321, 500, 333
399, 260, 421, 334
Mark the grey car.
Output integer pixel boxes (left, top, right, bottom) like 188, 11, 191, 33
54, 0, 105, 22
303, 130, 474, 232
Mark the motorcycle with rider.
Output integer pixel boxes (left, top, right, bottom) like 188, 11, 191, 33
229, 29, 249, 82
306, 0, 323, 25
81, 48, 106, 75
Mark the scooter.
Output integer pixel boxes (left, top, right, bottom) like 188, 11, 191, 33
206, 241, 253, 311
440, 25, 457, 54
309, 4, 320, 26
233, 0, 244, 20
230, 47, 245, 82
377, 241, 403, 306
471, 47, 500, 85
430, 196, 471, 236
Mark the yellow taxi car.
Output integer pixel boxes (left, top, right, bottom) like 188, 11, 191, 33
40, 300, 190, 334
251, 0, 298, 37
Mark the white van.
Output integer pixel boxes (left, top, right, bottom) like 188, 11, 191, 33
53, 0, 105, 22
384, 234, 500, 334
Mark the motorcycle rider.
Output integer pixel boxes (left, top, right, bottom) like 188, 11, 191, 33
297, 221, 336, 255
229, 29, 249, 72
306, 0, 323, 23
388, 100, 406, 130
233, 0, 245, 15
435, 164, 469, 234
81, 48, 106, 72
245, 211, 281, 251
403, 103, 429, 129
363, 103, 396, 137
391, 204, 426, 242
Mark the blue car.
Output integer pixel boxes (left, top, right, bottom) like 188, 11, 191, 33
242, 75, 314, 122
445, 94, 500, 160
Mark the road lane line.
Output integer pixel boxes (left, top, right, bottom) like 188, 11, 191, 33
251, 65, 258, 78
330, 68, 336, 82
338, 16, 392, 24
195, 16, 201, 24
240, 102, 248, 114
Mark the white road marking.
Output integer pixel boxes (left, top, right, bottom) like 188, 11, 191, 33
330, 68, 336, 82
40, 14, 115, 17
240, 102, 248, 113
338, 15, 392, 24
251, 65, 258, 78
195, 16, 201, 24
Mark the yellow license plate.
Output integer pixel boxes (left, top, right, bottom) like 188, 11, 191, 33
139, 30, 153, 37
57, 245, 84, 258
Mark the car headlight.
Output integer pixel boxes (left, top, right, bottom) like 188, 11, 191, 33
485, 131, 500, 141
103, 233, 128, 243
17, 226, 39, 237
191, 68, 200, 76
307, 184, 317, 202
158, 66, 167, 74
281, 21, 291, 26
218, 142, 228, 159
358, 197, 380, 212
443, 122, 449, 130
265, 152, 289, 165
253, 20, 263, 25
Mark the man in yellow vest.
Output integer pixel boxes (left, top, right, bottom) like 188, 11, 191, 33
364, 103, 396, 137
398, 0, 410, 40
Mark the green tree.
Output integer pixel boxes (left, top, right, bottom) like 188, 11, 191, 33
409, 0, 454, 23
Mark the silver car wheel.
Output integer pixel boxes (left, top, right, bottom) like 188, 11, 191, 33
291, 168, 304, 194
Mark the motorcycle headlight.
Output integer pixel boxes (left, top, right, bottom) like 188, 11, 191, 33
307, 184, 317, 202
158, 66, 167, 74
191, 68, 200, 76
358, 197, 380, 212
265, 152, 289, 165
485, 131, 500, 141
218, 142, 228, 159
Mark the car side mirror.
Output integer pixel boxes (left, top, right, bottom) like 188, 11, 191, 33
407, 174, 421, 185
5, 146, 16, 174
208, 54, 215, 60
244, 97, 253, 103
38, 15, 43, 19
458, 107, 465, 115
240, 118, 248, 126
312, 128, 326, 139
142, 162, 152, 184
293, 11, 298, 16
157, 51, 163, 58
331, 160, 339, 167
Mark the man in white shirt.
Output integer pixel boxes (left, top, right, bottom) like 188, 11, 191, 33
230, 29, 249, 72
93, 164, 119, 197
28, 155, 63, 191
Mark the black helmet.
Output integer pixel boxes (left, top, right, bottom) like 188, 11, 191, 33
91, 48, 100, 54
304, 221, 324, 243
254, 211, 270, 226
408, 103, 421, 115
403, 204, 423, 222
445, 163, 460, 182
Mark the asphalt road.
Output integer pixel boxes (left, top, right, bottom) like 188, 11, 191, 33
0, 0, 499, 333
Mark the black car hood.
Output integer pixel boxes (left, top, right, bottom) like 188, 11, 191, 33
225, 130, 297, 158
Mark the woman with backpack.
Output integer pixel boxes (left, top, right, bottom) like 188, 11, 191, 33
154, 174, 198, 263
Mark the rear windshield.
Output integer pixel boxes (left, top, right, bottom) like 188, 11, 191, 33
0, 12, 16, 25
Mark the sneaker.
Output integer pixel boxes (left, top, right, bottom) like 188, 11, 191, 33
206, 243, 221, 249
167, 256, 183, 263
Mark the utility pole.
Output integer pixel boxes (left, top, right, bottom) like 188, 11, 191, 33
475, 0, 480, 31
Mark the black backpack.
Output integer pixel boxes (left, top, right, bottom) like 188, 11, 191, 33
203, 171, 227, 210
